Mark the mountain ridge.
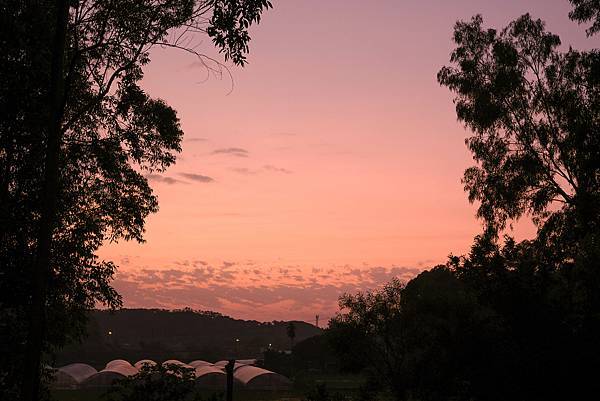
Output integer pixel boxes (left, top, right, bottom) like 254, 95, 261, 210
56, 308, 322, 369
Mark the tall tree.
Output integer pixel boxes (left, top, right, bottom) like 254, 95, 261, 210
25, 1, 70, 399
0, 1, 272, 399
435, 5, 600, 399
437, 13, 599, 254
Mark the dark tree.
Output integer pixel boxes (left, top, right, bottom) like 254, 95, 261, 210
287, 321, 296, 349
106, 362, 210, 401
328, 279, 407, 401
0, 1, 272, 399
437, 14, 600, 254
446, 232, 600, 400
328, 271, 504, 401
400, 267, 509, 401
435, 7, 600, 400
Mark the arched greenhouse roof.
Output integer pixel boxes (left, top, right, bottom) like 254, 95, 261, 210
214, 360, 246, 370
195, 365, 227, 377
234, 365, 291, 390
162, 359, 192, 367
106, 359, 133, 370
188, 359, 212, 368
82, 364, 137, 388
58, 363, 97, 383
194, 365, 227, 389
134, 359, 156, 369
51, 370, 78, 389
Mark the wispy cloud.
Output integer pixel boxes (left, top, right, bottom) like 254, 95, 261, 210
231, 167, 258, 175
146, 174, 185, 185
212, 148, 249, 157
230, 165, 292, 175
263, 165, 293, 174
186, 137, 208, 142
179, 173, 215, 183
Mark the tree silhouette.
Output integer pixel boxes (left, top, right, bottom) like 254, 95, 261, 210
287, 321, 296, 350
437, 13, 600, 254
0, 1, 272, 399
428, 5, 600, 400
326, 3, 600, 400
106, 363, 202, 401
328, 279, 407, 401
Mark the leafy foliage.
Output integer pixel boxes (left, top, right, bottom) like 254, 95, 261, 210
329, 5, 600, 401
448, 234, 600, 400
569, 0, 600, 35
106, 363, 220, 401
208, 0, 273, 65
437, 14, 600, 244
328, 279, 406, 400
0, 0, 272, 398
329, 272, 503, 401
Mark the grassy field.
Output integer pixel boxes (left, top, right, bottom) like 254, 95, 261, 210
52, 388, 304, 401
51, 373, 365, 401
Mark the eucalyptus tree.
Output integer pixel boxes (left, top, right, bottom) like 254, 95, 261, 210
0, 1, 272, 399
437, 13, 599, 256
436, 6, 600, 400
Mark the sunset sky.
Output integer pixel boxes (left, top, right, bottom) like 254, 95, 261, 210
99, 0, 593, 322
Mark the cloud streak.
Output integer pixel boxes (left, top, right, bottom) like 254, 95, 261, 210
179, 173, 215, 183
231, 167, 257, 175
212, 147, 249, 157
263, 164, 293, 174
146, 174, 185, 185
230, 165, 293, 175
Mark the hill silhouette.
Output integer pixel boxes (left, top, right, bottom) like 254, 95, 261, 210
56, 308, 322, 369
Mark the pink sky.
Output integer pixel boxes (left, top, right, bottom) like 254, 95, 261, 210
99, 0, 593, 322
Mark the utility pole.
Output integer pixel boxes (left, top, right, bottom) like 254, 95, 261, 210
315, 314, 320, 328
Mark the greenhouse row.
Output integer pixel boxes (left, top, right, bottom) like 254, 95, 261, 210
51, 359, 291, 390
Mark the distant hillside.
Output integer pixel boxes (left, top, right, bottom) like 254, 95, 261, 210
56, 308, 322, 369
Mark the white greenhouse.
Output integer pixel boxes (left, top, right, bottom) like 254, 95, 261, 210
188, 359, 212, 368
81, 364, 138, 388
134, 359, 156, 369
194, 365, 227, 388
233, 365, 291, 390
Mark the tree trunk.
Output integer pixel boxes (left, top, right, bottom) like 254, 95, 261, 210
22, 1, 68, 400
